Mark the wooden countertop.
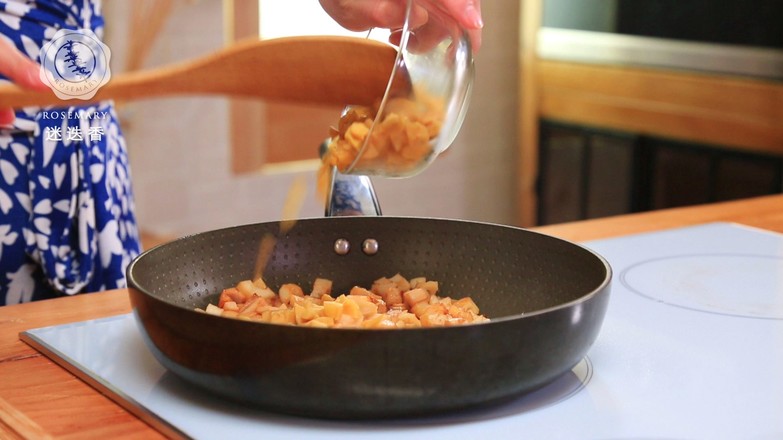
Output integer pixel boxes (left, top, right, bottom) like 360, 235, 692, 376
1, 194, 781, 439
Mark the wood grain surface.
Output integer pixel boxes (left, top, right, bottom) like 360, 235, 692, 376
0, 36, 398, 109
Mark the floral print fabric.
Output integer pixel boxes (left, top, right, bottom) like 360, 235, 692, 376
1, 0, 140, 305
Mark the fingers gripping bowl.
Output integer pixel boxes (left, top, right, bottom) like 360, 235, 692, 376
127, 217, 611, 418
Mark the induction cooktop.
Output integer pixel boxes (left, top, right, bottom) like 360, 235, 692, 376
21, 222, 783, 439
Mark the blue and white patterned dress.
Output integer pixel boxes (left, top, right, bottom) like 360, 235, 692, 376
0, 0, 140, 305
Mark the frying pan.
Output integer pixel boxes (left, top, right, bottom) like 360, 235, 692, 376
127, 171, 612, 419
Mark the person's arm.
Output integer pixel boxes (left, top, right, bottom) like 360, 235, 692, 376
318, 0, 483, 51
0, 38, 49, 125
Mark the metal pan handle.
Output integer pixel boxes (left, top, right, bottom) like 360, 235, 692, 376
321, 140, 382, 217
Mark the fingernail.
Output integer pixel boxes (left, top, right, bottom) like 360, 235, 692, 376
469, 5, 483, 28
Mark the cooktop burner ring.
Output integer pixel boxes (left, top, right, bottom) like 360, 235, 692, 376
348, 356, 594, 425
619, 253, 783, 320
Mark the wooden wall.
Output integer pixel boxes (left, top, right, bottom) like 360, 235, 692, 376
518, 0, 783, 226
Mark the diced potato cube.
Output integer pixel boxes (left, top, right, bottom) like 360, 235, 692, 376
380, 286, 403, 306
255, 287, 276, 299
371, 281, 392, 295
403, 288, 429, 308
342, 298, 363, 322
222, 301, 239, 312
349, 286, 372, 297
205, 303, 223, 316
389, 273, 411, 292
409, 277, 426, 289
400, 124, 430, 160
236, 280, 255, 297
421, 312, 447, 327
372, 276, 391, 288
323, 300, 344, 320
395, 312, 421, 328
454, 297, 480, 315
419, 280, 439, 296
410, 301, 429, 317
337, 314, 358, 327
360, 314, 386, 328
419, 303, 448, 327
219, 288, 244, 307
311, 278, 333, 298
269, 309, 295, 325
345, 121, 370, 149
350, 296, 378, 317
294, 303, 324, 325
283, 309, 297, 324
279, 283, 304, 304
236, 280, 275, 299
238, 297, 261, 316
255, 298, 272, 313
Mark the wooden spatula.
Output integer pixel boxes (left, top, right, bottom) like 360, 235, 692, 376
0, 36, 401, 108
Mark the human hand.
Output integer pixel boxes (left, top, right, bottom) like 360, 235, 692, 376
0, 38, 49, 126
318, 0, 483, 52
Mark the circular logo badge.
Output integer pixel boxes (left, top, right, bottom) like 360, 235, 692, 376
39, 29, 111, 101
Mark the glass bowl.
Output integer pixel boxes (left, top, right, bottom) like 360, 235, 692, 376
323, 0, 474, 178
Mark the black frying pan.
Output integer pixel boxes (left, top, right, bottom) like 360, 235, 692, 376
127, 215, 611, 419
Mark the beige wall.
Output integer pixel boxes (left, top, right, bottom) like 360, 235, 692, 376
106, 0, 520, 240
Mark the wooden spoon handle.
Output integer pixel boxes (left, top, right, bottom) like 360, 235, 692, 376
0, 36, 399, 108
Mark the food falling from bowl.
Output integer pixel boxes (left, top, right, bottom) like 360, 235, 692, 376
317, 88, 445, 197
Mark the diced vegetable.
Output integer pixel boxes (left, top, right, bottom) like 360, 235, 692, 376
195, 274, 489, 329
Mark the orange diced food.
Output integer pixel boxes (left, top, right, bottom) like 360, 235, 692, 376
196, 274, 489, 329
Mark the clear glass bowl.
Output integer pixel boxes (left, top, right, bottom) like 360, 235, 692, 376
325, 0, 474, 178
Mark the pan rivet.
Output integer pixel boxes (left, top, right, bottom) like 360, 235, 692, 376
362, 239, 379, 255
334, 238, 350, 255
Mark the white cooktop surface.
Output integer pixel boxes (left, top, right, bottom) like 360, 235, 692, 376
22, 222, 783, 440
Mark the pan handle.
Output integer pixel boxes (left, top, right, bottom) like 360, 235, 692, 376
321, 141, 382, 217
